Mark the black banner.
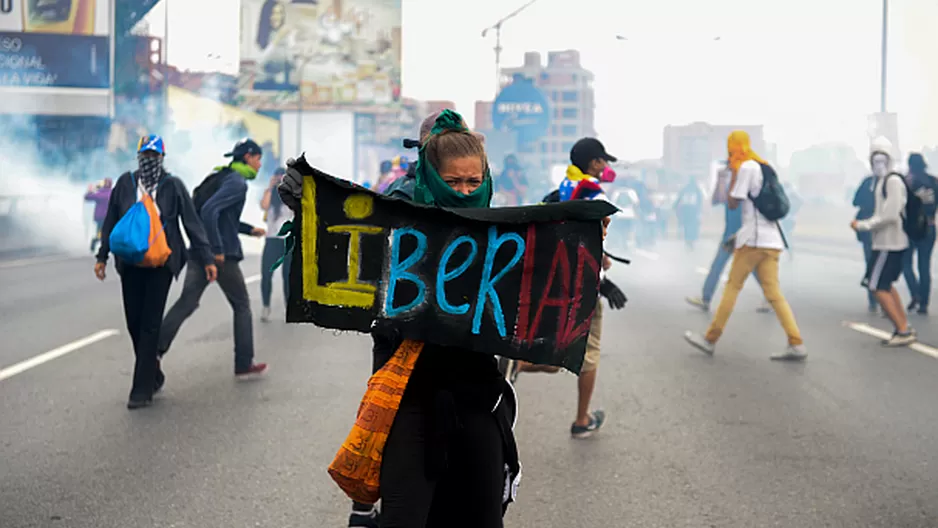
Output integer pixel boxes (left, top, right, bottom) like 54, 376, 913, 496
287, 156, 617, 373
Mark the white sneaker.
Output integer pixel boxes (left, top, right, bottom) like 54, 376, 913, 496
883, 329, 916, 347
756, 301, 773, 314
771, 344, 807, 361
260, 306, 271, 323
684, 331, 715, 355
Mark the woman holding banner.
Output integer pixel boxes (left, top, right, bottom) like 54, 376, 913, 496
371, 110, 518, 528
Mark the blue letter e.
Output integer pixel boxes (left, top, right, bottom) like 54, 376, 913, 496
384, 227, 428, 317
436, 235, 478, 315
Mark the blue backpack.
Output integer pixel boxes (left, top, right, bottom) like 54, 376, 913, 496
109, 174, 170, 266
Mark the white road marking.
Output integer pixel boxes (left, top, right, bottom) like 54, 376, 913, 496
634, 249, 659, 261
843, 321, 938, 360
245, 274, 261, 285
0, 329, 120, 382
0, 254, 71, 270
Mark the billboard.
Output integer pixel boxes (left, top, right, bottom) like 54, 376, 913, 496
238, 0, 401, 112
492, 74, 550, 145
0, 0, 110, 89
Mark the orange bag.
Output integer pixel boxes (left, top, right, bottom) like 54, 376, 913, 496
328, 339, 424, 504
138, 192, 172, 267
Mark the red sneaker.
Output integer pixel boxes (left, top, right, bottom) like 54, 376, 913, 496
235, 363, 268, 380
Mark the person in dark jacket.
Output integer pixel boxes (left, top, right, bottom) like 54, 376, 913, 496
94, 135, 217, 409
903, 153, 938, 314
157, 138, 269, 379
852, 172, 879, 312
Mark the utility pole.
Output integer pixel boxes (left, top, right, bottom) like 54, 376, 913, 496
880, 0, 888, 113
481, 0, 541, 98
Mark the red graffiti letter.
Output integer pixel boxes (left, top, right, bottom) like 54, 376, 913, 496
561, 243, 601, 347
528, 239, 571, 343
514, 224, 537, 344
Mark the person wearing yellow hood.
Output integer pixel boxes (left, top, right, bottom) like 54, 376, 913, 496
684, 131, 807, 361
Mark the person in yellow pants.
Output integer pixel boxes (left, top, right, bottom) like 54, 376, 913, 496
683, 131, 806, 361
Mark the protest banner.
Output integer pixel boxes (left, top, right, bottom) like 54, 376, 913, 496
285, 155, 617, 373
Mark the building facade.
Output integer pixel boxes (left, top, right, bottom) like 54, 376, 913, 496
484, 50, 596, 172
663, 122, 765, 182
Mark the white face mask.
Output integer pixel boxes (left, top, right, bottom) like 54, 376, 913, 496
871, 153, 890, 178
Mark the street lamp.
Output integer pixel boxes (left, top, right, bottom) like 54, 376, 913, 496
481, 0, 542, 97
880, 0, 888, 112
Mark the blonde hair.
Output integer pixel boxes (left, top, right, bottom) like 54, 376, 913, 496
424, 129, 488, 174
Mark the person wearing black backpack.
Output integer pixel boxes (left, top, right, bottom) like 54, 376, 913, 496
157, 138, 270, 378
851, 143, 917, 346
684, 130, 806, 361
901, 153, 937, 315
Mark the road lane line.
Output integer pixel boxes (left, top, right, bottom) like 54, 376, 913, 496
245, 274, 261, 284
843, 321, 938, 360
695, 267, 708, 275
634, 249, 659, 261
0, 329, 120, 382
0, 254, 72, 270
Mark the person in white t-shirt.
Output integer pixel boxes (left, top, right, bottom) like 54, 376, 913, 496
259, 167, 294, 322
684, 131, 806, 361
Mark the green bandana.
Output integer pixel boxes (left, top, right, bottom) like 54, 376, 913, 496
226, 161, 258, 180
413, 109, 492, 209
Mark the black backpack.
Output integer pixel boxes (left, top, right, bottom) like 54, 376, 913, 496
192, 167, 231, 214
749, 163, 790, 221
882, 173, 928, 241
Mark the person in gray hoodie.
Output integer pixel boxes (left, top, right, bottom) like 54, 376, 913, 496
851, 141, 916, 346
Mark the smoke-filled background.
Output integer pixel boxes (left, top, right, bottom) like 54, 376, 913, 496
1, 0, 936, 260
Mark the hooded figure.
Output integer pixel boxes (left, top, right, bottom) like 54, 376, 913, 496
902, 152, 938, 314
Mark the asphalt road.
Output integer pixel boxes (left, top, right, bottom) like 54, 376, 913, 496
1, 241, 937, 528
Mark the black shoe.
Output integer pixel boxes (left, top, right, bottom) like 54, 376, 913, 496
907, 299, 920, 311
127, 396, 153, 410
348, 510, 380, 528
917, 307, 929, 315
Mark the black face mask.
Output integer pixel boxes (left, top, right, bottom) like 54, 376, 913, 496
137, 154, 164, 195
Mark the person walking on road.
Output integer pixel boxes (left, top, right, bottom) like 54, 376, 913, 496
684, 131, 806, 361
94, 135, 217, 409
259, 167, 293, 323
685, 160, 764, 313
157, 138, 269, 379
85, 178, 113, 253
853, 168, 880, 312
851, 142, 917, 345
901, 153, 937, 315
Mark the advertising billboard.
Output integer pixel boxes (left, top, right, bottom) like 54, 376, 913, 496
492, 74, 550, 145
238, 0, 401, 112
0, 0, 110, 89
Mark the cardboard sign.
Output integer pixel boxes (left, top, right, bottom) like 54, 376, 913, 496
286, 156, 617, 373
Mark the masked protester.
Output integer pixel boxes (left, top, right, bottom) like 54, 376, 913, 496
902, 153, 938, 314
157, 138, 269, 379
685, 131, 807, 360
94, 135, 217, 409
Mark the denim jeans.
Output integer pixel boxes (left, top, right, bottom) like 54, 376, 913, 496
902, 225, 937, 308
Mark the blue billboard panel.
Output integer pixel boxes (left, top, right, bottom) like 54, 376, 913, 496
492, 74, 550, 145
0, 32, 110, 88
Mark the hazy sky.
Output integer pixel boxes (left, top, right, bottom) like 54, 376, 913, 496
144, 0, 937, 162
